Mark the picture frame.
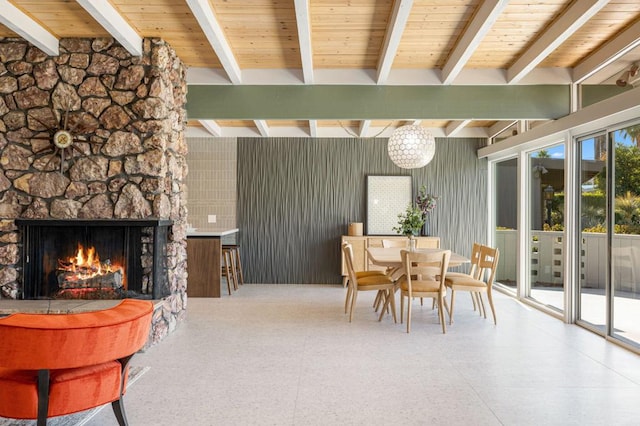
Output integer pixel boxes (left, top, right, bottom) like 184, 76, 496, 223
366, 175, 412, 235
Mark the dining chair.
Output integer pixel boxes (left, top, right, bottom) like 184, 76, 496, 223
445, 242, 482, 311
399, 249, 451, 333
445, 245, 500, 325
342, 243, 387, 314
342, 243, 397, 323
381, 239, 408, 248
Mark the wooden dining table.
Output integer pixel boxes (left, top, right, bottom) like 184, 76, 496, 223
367, 247, 469, 268
366, 247, 470, 280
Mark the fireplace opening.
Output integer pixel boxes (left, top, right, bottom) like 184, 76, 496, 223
17, 219, 172, 300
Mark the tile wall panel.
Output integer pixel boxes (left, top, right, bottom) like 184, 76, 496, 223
185, 137, 237, 234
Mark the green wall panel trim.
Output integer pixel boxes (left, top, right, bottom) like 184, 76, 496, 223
187, 85, 570, 120
237, 137, 488, 284
581, 85, 632, 108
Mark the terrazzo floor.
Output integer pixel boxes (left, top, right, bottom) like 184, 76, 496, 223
85, 284, 640, 426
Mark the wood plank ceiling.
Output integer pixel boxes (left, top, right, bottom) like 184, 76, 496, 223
1, 0, 640, 138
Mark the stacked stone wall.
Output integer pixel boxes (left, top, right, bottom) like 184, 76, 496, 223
0, 37, 188, 345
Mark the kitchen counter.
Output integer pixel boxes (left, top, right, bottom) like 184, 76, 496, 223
186, 228, 239, 297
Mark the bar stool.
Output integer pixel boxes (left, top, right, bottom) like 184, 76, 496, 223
221, 246, 238, 295
222, 244, 244, 286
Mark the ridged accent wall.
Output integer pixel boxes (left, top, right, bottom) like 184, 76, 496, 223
238, 137, 487, 284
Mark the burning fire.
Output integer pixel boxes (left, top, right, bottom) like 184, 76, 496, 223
58, 244, 124, 283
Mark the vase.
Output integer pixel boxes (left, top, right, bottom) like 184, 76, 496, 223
409, 236, 417, 251
422, 217, 430, 236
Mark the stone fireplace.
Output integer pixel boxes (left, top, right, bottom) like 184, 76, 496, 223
0, 37, 189, 345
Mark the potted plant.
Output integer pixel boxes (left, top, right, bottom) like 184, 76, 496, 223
393, 203, 425, 250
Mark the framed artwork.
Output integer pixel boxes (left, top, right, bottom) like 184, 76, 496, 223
366, 175, 412, 235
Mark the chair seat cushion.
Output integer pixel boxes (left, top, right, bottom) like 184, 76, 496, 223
399, 279, 440, 293
445, 272, 472, 279
445, 276, 487, 288
0, 361, 123, 419
355, 270, 386, 279
358, 274, 394, 286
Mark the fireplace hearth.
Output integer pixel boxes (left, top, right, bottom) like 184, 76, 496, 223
16, 219, 172, 300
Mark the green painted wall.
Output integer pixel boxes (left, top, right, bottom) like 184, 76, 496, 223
237, 137, 487, 284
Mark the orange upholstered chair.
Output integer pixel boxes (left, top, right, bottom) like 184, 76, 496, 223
0, 299, 153, 426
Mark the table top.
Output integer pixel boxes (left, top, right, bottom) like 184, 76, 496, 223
187, 228, 239, 237
367, 247, 469, 268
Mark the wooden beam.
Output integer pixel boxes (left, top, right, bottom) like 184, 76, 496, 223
441, 0, 508, 85
199, 120, 221, 137
0, 0, 58, 56
507, 0, 609, 84
255, 120, 270, 137
445, 120, 472, 137
376, 0, 413, 84
573, 19, 640, 84
186, 0, 242, 84
358, 120, 371, 137
488, 120, 517, 138
76, 0, 142, 56
294, 0, 313, 84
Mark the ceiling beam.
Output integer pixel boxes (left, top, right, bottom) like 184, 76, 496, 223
294, 0, 313, 84
186, 0, 242, 84
376, 0, 413, 84
507, 0, 609, 84
445, 120, 472, 137
309, 120, 318, 137
441, 0, 508, 85
359, 120, 372, 137
76, 0, 142, 56
573, 19, 640, 83
199, 120, 222, 137
488, 120, 517, 138
188, 85, 570, 120
254, 120, 270, 137
0, 0, 58, 56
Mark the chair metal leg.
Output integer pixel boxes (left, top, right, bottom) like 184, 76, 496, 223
37, 369, 50, 426
112, 398, 129, 426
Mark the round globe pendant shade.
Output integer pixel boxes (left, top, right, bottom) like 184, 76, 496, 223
387, 125, 436, 169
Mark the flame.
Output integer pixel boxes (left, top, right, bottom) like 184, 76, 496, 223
58, 244, 123, 282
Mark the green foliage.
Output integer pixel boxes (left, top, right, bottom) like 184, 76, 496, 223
393, 203, 425, 237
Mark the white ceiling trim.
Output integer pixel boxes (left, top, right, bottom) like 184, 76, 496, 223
254, 120, 270, 137
445, 120, 472, 137
573, 19, 640, 84
0, 0, 58, 56
441, 0, 508, 85
294, 0, 313, 84
376, 0, 413, 84
199, 120, 222, 137
186, 0, 242, 84
507, 0, 609, 84
76, 0, 142, 56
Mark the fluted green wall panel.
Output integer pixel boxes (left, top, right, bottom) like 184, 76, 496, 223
238, 137, 487, 284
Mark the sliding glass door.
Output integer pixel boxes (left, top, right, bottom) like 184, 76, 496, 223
577, 133, 607, 331
528, 144, 565, 311
611, 125, 640, 345
494, 158, 518, 291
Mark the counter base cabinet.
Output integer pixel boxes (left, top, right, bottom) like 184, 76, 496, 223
341, 235, 440, 286
186, 237, 221, 297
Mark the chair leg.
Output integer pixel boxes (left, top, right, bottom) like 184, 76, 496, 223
349, 289, 358, 322
112, 398, 129, 426
471, 292, 478, 311
406, 295, 412, 333
478, 293, 487, 318
487, 289, 497, 324
222, 251, 233, 295
344, 284, 353, 314
400, 293, 405, 324
438, 294, 446, 334
449, 289, 456, 325
37, 369, 50, 426
234, 246, 244, 285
